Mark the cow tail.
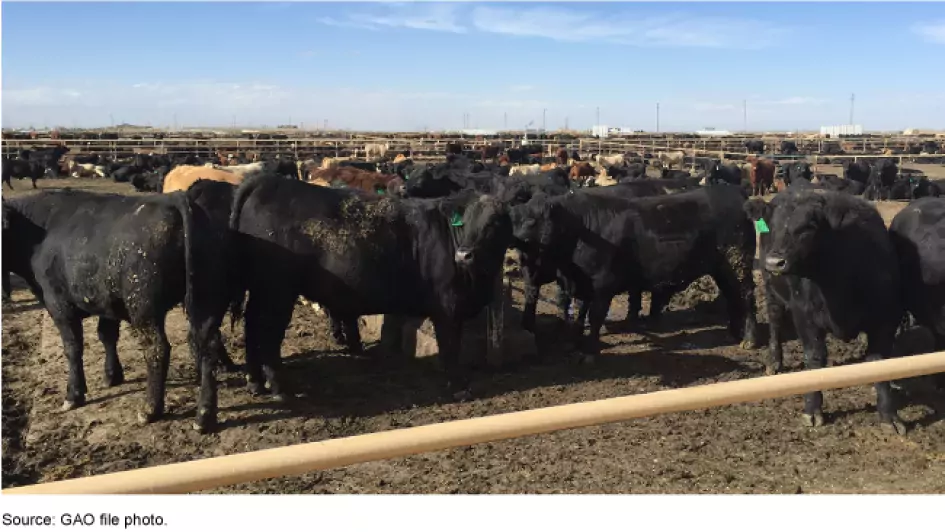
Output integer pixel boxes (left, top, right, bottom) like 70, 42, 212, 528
226, 177, 257, 330
175, 193, 196, 319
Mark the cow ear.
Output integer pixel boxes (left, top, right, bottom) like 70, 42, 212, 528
743, 198, 771, 223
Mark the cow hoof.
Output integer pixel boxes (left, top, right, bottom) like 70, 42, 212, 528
882, 418, 908, 436
452, 389, 473, 402
246, 380, 267, 396
193, 409, 218, 434
136, 410, 162, 425
104, 372, 125, 387
740, 339, 759, 350
801, 413, 825, 428
271, 393, 289, 403
60, 399, 84, 412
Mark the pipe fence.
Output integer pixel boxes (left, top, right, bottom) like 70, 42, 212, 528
5, 351, 944, 495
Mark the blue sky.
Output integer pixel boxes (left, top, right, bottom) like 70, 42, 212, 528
3, 1, 944, 132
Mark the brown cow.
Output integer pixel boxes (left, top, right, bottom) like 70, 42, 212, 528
747, 156, 776, 196
308, 167, 400, 194
539, 163, 557, 172
569, 162, 597, 184
481, 144, 502, 163
555, 148, 568, 166
162, 165, 245, 193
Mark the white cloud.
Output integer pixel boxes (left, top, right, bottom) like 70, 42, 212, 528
4, 87, 83, 106
912, 20, 945, 43
321, 3, 466, 34
761, 97, 828, 106
693, 103, 737, 112
315, 3, 787, 49
509, 84, 535, 93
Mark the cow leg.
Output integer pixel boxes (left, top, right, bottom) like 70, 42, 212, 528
134, 321, 171, 424
3, 176, 12, 190
569, 298, 590, 344
765, 294, 786, 375
97, 317, 125, 387
245, 292, 295, 402
188, 319, 222, 433
431, 317, 470, 400
623, 287, 643, 325
341, 316, 364, 356
2, 273, 11, 304
580, 297, 613, 364
554, 279, 572, 325
867, 328, 908, 435
792, 311, 827, 428
646, 287, 675, 325
715, 255, 760, 349
54, 315, 88, 411
328, 314, 347, 346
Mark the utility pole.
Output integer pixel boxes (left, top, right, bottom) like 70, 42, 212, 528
743, 100, 747, 132
565, 117, 569, 130
109, 113, 114, 128
849, 93, 855, 125
173, 113, 177, 131
504, 112, 507, 130
656, 102, 660, 133
542, 108, 547, 132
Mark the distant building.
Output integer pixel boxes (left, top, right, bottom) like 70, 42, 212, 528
820, 125, 862, 137
696, 129, 732, 137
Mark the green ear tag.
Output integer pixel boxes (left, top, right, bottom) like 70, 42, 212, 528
377, 188, 386, 195
755, 219, 770, 234
450, 212, 464, 227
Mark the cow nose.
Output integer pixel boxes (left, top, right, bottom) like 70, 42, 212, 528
455, 249, 474, 265
765, 255, 787, 273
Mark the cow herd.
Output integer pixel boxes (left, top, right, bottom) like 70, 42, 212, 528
3, 141, 945, 441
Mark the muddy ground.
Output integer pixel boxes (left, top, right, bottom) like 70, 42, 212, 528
3, 173, 945, 494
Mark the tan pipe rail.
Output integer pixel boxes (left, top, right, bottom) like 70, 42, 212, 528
5, 351, 944, 495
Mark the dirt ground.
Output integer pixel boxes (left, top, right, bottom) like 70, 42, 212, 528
3, 173, 945, 494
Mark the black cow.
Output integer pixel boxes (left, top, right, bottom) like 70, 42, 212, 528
227, 175, 513, 400
660, 168, 691, 180
27, 145, 70, 178
707, 162, 743, 185
780, 141, 798, 155
2, 157, 48, 189
782, 161, 812, 186
404, 156, 498, 198
744, 140, 765, 154
864, 158, 898, 200
842, 159, 871, 184
511, 186, 759, 361
1, 189, 228, 432
889, 176, 942, 200
744, 189, 906, 434
890, 197, 945, 356
130, 168, 168, 192
813, 174, 865, 195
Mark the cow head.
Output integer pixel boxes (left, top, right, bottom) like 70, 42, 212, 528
752, 191, 839, 276
452, 195, 512, 271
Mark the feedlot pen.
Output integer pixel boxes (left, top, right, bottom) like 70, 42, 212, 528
3, 176, 945, 494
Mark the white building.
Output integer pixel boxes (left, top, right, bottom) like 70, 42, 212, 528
696, 129, 733, 137
820, 125, 863, 137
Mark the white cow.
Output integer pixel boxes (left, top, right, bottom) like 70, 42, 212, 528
656, 150, 686, 170
508, 164, 541, 177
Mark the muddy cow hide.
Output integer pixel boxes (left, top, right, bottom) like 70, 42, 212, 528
1, 189, 232, 432
227, 174, 513, 402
